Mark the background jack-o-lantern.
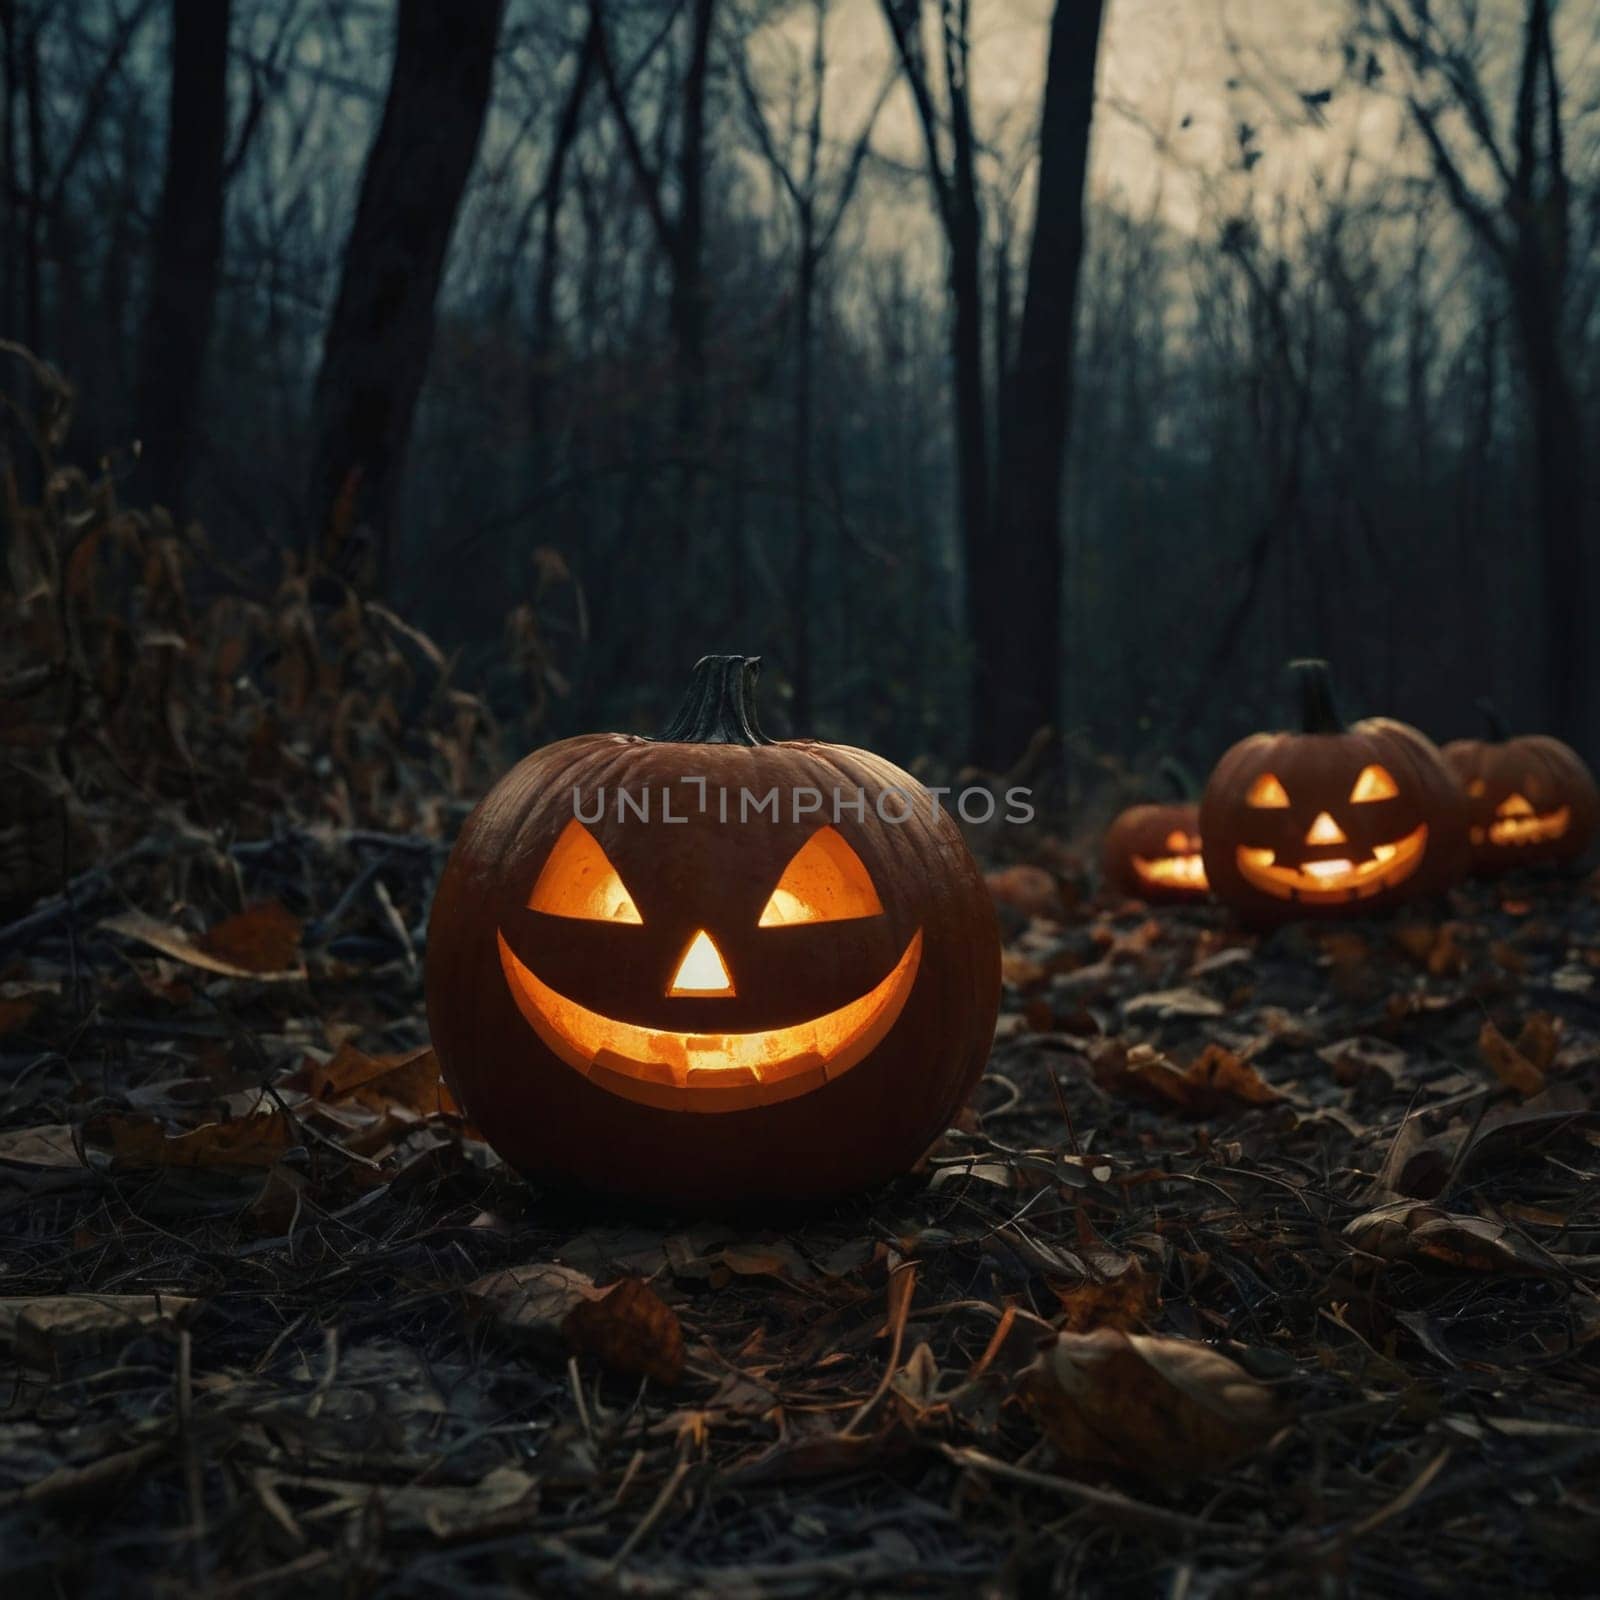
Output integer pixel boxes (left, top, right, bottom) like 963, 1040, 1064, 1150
1200, 660, 1468, 925
425, 656, 1001, 1208
1102, 759, 1209, 904
1441, 703, 1599, 874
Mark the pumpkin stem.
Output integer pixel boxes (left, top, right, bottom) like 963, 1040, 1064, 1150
1288, 658, 1346, 734
659, 655, 772, 746
1476, 698, 1509, 741
1157, 756, 1197, 800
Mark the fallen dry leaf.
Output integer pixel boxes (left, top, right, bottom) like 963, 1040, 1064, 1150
1363, 1109, 1452, 1200
0, 995, 40, 1035
83, 1110, 295, 1170
1514, 1013, 1561, 1072
1318, 1035, 1408, 1087
467, 1264, 683, 1384
258, 1464, 538, 1539
563, 1277, 684, 1386
1344, 1200, 1559, 1274
1392, 919, 1468, 976
1094, 1041, 1280, 1117
1454, 1084, 1591, 1175
986, 865, 1060, 918
1479, 1019, 1545, 1097
1123, 986, 1226, 1021
1054, 1259, 1156, 1333
466, 1262, 601, 1342
1020, 1329, 1283, 1478
301, 1042, 444, 1114
196, 900, 303, 973
727, 1422, 917, 1484
890, 1340, 944, 1411
0, 1293, 197, 1368
0, 1124, 82, 1168
714, 1240, 816, 1282
100, 910, 304, 981
1002, 950, 1047, 989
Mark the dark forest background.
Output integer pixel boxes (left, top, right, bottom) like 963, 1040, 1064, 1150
3, 0, 1597, 796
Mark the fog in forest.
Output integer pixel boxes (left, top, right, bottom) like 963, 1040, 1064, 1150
4, 0, 1597, 797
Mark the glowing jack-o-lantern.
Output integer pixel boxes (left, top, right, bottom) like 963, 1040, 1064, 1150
1200, 660, 1468, 924
425, 656, 1001, 1207
1441, 707, 1599, 874
1102, 761, 1210, 904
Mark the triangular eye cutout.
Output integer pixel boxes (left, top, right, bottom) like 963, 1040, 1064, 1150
1349, 764, 1398, 803
527, 820, 643, 922
1246, 773, 1290, 808
758, 827, 883, 926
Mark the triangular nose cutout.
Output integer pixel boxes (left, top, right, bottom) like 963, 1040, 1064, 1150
669, 930, 735, 996
1499, 793, 1534, 817
1305, 811, 1347, 846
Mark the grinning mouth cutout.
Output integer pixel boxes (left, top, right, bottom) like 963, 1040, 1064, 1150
495, 929, 922, 1113
1235, 823, 1429, 902
1483, 799, 1569, 849
1132, 853, 1208, 890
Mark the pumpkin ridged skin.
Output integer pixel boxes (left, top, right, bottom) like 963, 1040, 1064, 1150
1440, 733, 1599, 873
426, 730, 1000, 1209
1200, 663, 1468, 927
1102, 802, 1207, 904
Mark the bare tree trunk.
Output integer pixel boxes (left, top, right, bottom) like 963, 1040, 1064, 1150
1515, 255, 1587, 745
21, 1, 43, 355
134, 0, 230, 517
531, 17, 599, 357
591, 0, 716, 672
1, 0, 19, 344
305, 0, 504, 590
1373, 0, 1589, 747
792, 233, 817, 726
738, 0, 884, 722
1513, 0, 1588, 749
983, 0, 1105, 766
881, 1, 990, 754
885, 0, 1102, 766
670, 0, 714, 453
1458, 303, 1498, 704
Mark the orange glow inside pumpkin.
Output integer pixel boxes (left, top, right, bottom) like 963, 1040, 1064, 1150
1486, 793, 1570, 847
527, 820, 643, 922
1248, 766, 1398, 811
669, 930, 735, 996
1233, 763, 1429, 901
1131, 830, 1208, 890
497, 928, 922, 1111
1236, 823, 1428, 901
1349, 764, 1399, 802
502, 823, 918, 1111
1246, 773, 1290, 808
1305, 811, 1347, 845
758, 826, 883, 925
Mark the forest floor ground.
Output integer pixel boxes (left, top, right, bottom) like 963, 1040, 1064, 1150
3, 818, 1599, 1598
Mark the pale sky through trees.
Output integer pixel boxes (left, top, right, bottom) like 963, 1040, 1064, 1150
745, 0, 1597, 249
11, 0, 1597, 757
746, 0, 1357, 228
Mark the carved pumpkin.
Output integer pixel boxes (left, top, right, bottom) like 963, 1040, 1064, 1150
1102, 761, 1209, 904
1441, 706, 1599, 874
1200, 660, 1468, 924
425, 656, 1001, 1207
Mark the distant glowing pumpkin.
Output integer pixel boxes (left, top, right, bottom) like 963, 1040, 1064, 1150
1441, 707, 1599, 874
1200, 661, 1468, 924
425, 656, 1001, 1208
1102, 762, 1209, 904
